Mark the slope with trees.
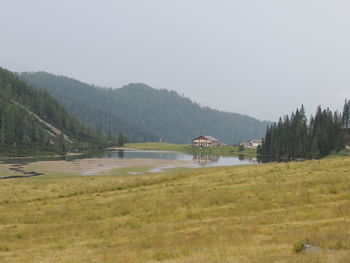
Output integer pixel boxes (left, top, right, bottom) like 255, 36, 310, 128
0, 68, 109, 155
20, 72, 269, 144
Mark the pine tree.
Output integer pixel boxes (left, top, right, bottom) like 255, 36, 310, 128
117, 133, 125, 147
342, 99, 350, 128
310, 136, 320, 159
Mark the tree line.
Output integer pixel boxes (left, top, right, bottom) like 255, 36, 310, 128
258, 100, 350, 161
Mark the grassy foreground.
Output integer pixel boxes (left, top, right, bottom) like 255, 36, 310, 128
1, 158, 350, 262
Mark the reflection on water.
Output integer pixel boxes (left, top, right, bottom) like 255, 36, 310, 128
117, 150, 124, 158
193, 154, 259, 166
193, 154, 220, 166
94, 150, 259, 167
1, 149, 260, 168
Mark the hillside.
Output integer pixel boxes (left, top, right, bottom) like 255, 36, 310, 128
20, 72, 269, 144
0, 68, 108, 155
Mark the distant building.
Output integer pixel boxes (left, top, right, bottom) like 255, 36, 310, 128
192, 135, 220, 147
250, 139, 262, 148
240, 139, 262, 148
240, 141, 252, 148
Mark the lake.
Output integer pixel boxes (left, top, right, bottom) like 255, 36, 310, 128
0, 149, 259, 179
90, 150, 258, 168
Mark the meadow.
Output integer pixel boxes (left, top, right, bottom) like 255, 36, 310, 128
0, 157, 350, 262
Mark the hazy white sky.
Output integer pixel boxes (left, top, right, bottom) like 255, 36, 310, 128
1, 0, 350, 121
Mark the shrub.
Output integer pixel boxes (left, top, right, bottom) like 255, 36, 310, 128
293, 241, 304, 253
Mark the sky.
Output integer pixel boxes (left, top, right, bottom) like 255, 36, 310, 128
1, 0, 350, 121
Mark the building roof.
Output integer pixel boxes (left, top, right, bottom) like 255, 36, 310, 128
250, 139, 262, 143
204, 135, 219, 141
193, 135, 219, 142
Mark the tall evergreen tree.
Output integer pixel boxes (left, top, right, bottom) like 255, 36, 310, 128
117, 133, 126, 147
342, 99, 350, 128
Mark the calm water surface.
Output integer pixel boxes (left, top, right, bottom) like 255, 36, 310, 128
92, 150, 258, 167
0, 150, 259, 178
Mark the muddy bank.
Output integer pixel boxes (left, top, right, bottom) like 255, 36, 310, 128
0, 163, 44, 179
25, 158, 191, 176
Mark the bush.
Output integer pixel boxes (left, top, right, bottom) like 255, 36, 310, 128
293, 241, 305, 253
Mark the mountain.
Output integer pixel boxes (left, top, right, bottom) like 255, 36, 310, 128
20, 72, 269, 144
0, 68, 108, 155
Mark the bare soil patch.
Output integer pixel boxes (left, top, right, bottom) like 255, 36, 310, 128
24, 158, 191, 175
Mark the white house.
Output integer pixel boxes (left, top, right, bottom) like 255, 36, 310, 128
240, 139, 262, 148
192, 135, 220, 147
250, 139, 262, 148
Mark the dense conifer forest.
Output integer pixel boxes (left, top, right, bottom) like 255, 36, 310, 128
0, 68, 109, 155
20, 72, 269, 144
258, 101, 350, 161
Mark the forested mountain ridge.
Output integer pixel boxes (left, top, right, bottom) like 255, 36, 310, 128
20, 72, 269, 144
0, 68, 108, 155
19, 72, 157, 142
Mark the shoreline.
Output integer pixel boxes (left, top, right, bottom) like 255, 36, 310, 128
12, 158, 192, 177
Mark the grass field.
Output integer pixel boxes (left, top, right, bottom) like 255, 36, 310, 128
0, 157, 350, 262
124, 142, 257, 156
124, 142, 190, 151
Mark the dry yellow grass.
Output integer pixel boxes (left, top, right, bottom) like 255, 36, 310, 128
0, 163, 19, 178
0, 157, 350, 262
